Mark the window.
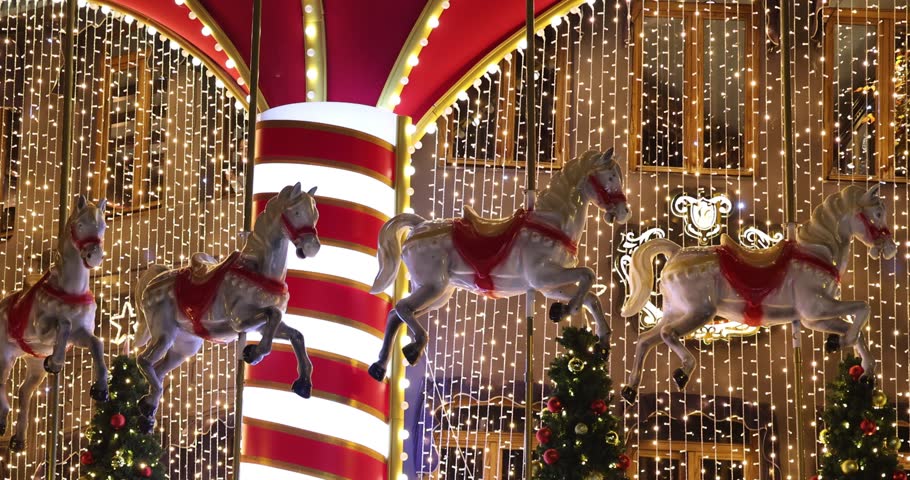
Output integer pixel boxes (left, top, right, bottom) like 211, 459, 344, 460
634, 441, 757, 480
824, 7, 910, 180
94, 50, 167, 212
0, 107, 17, 236
630, 1, 758, 175
436, 24, 572, 169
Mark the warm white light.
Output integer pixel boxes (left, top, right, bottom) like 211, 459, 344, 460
286, 244, 387, 294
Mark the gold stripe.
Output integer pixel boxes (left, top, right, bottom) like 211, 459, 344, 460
247, 379, 389, 422
321, 237, 377, 257
287, 307, 384, 339
287, 270, 392, 304
241, 456, 348, 480
90, 0, 252, 111
254, 156, 393, 187
302, 0, 327, 101
183, 0, 270, 112
243, 417, 387, 462
253, 193, 389, 223
412, 0, 588, 140
257, 120, 395, 151
377, 0, 448, 109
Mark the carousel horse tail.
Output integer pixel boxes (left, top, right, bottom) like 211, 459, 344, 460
134, 264, 169, 349
620, 238, 680, 318
370, 213, 425, 294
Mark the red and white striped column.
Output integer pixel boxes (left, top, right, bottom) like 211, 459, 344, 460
241, 102, 409, 480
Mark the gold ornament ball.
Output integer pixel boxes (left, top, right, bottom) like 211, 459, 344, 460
888, 437, 903, 451
605, 430, 620, 446
568, 357, 585, 373
575, 423, 589, 435
531, 460, 543, 476
841, 460, 859, 474
584, 472, 604, 480
873, 390, 888, 408
818, 429, 828, 444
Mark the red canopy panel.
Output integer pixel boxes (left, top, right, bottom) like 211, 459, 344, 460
105, 0, 239, 91
323, 0, 426, 105
396, 0, 561, 123
199, 0, 308, 106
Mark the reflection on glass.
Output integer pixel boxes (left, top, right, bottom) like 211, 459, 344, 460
641, 16, 685, 168
439, 447, 484, 479
639, 456, 682, 480
894, 25, 909, 178
500, 448, 523, 478
702, 458, 747, 480
832, 24, 878, 177
702, 19, 746, 170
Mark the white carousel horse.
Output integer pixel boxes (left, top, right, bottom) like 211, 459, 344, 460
0, 195, 109, 451
367, 149, 632, 381
134, 183, 320, 432
620, 185, 897, 404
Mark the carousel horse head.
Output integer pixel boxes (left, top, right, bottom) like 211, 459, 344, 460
67, 195, 107, 269
851, 184, 897, 260
581, 148, 631, 224
269, 182, 320, 259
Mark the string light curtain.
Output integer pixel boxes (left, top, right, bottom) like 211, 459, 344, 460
411, 0, 910, 479
0, 1, 247, 478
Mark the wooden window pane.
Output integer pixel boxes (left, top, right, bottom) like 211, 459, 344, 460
701, 458, 747, 480
641, 15, 686, 169
831, 23, 879, 177
894, 24, 910, 177
701, 18, 746, 170
639, 456, 682, 480
439, 447, 485, 479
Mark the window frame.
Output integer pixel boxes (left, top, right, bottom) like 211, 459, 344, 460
632, 440, 759, 480
432, 429, 528, 480
436, 34, 573, 170
630, 1, 760, 176
93, 49, 158, 213
822, 7, 907, 182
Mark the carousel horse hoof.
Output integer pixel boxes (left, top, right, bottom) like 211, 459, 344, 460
549, 302, 569, 323
825, 334, 841, 353
402, 343, 422, 366
90, 383, 109, 402
43, 357, 61, 374
8, 436, 24, 452
673, 368, 690, 390
242, 344, 262, 365
368, 363, 386, 382
291, 378, 312, 399
621, 386, 637, 405
138, 415, 156, 435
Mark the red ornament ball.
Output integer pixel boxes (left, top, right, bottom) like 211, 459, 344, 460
535, 427, 553, 445
861, 419, 878, 436
139, 466, 153, 478
543, 448, 560, 465
546, 397, 563, 413
894, 471, 907, 480
591, 399, 607, 415
79, 450, 94, 466
617, 454, 632, 471
809, 476, 819, 480
849, 365, 865, 381
110, 413, 126, 430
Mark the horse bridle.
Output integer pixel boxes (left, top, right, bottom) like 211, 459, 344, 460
70, 223, 104, 268
587, 174, 627, 207
857, 211, 891, 242
281, 213, 318, 243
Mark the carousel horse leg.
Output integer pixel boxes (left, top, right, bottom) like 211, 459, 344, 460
369, 311, 403, 381
395, 284, 450, 366
622, 325, 664, 405
275, 323, 313, 399
242, 307, 282, 366
799, 294, 872, 377
137, 331, 176, 428
70, 328, 109, 402
43, 318, 71, 374
10, 357, 46, 452
0, 350, 15, 436
658, 309, 710, 391
138, 334, 201, 434
542, 287, 611, 349
530, 266, 595, 323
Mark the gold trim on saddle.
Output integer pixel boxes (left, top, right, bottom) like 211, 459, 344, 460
719, 234, 789, 267
461, 206, 525, 237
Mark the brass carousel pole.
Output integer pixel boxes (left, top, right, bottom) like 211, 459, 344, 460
234, 0, 262, 476
779, 0, 807, 478
47, 0, 79, 476
523, 0, 538, 477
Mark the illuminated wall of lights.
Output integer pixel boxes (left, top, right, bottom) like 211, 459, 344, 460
0, 1, 247, 478
406, 0, 910, 478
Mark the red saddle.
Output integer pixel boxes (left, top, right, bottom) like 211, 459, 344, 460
7, 271, 94, 357
716, 239, 839, 326
452, 207, 577, 295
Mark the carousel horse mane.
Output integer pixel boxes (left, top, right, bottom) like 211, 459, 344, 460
797, 185, 867, 261
536, 150, 609, 215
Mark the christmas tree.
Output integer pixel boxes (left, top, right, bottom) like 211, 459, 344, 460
80, 356, 165, 480
534, 326, 629, 480
815, 356, 905, 480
